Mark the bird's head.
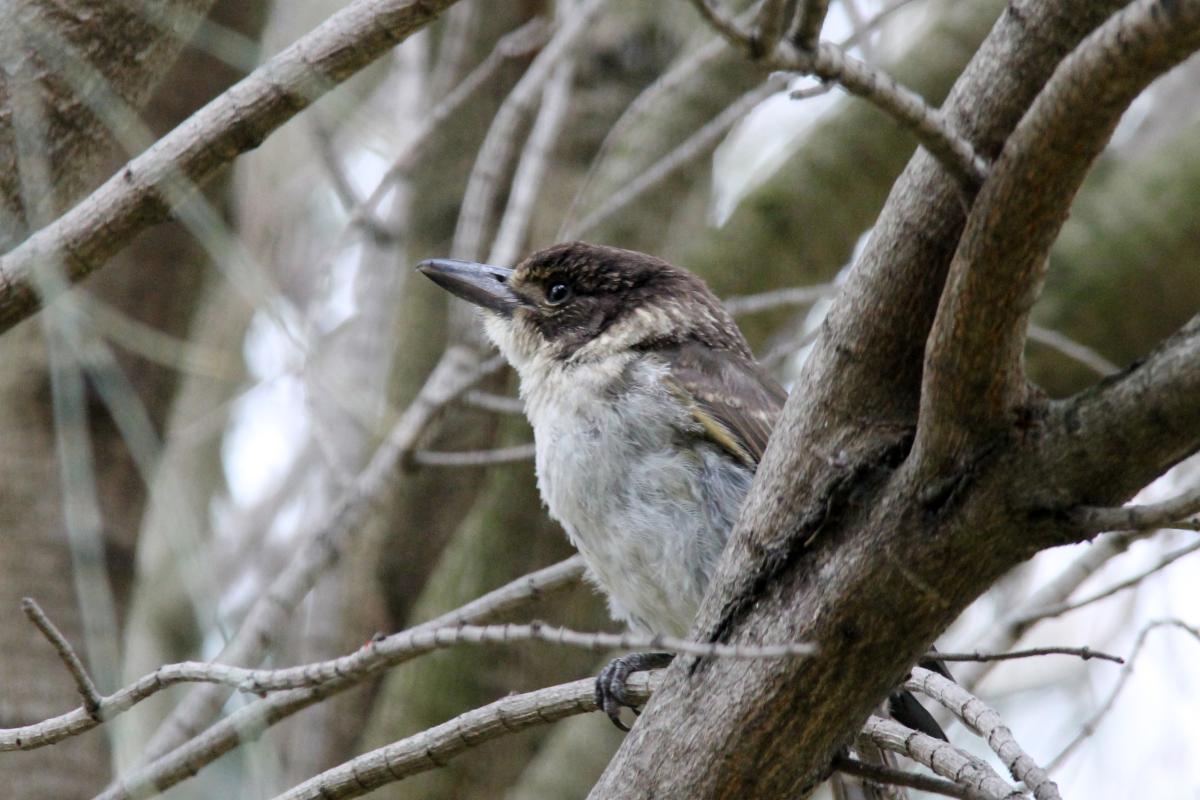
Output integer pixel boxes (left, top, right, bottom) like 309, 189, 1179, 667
417, 241, 750, 371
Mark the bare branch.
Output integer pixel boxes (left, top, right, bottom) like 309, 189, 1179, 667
270, 672, 662, 800
774, 40, 987, 187
929, 646, 1122, 665
0, 0, 467, 335
723, 284, 834, 316
833, 756, 976, 800
1072, 483, 1200, 533
461, 389, 525, 415
348, 18, 552, 234
1026, 324, 1118, 377
1016, 539, 1200, 627
906, 668, 1059, 800
916, 0, 1200, 475
687, 0, 753, 49
958, 529, 1152, 690
1046, 618, 1200, 772
90, 558, 585, 797
860, 716, 1020, 800
488, 57, 577, 266
792, 0, 830, 52
86, 623, 813, 698
751, 0, 793, 58
683, 0, 991, 190
451, 0, 608, 262
411, 443, 536, 467
567, 76, 789, 238
557, 33, 728, 238
1043, 315, 1200, 524
135, 348, 499, 766
20, 598, 102, 721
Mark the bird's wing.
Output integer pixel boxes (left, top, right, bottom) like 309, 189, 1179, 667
661, 342, 787, 469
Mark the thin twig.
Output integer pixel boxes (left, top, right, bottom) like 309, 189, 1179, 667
95, 623, 813, 696
349, 18, 552, 233
1014, 539, 1200, 626
907, 668, 1060, 800
488, 56, 576, 266
452, 0, 607, 261
723, 284, 834, 316
928, 646, 1123, 664
411, 443, 537, 467
87, 558, 587, 797
833, 755, 975, 800
133, 348, 500, 767
557, 31, 728, 238
1071, 483, 1200, 533
1026, 324, 1118, 376
1046, 618, 1200, 772
568, 76, 790, 238
687, 0, 752, 48
957, 529, 1153, 691
772, 40, 988, 187
860, 716, 1021, 800
750, 0, 793, 58
461, 390, 525, 415
21, 598, 103, 720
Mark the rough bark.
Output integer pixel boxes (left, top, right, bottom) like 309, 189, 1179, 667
589, 2, 1186, 797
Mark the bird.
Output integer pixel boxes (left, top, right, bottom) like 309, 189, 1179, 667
417, 241, 948, 739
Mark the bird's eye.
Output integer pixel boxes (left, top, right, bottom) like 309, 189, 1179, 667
546, 283, 571, 305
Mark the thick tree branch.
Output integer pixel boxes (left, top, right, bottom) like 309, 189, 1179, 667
0, 0, 465, 334
915, 0, 1200, 475
590, 3, 1139, 797
1041, 314, 1200, 517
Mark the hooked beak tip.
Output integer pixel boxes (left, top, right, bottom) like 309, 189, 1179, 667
416, 258, 517, 317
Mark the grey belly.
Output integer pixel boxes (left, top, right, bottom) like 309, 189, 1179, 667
538, 424, 753, 637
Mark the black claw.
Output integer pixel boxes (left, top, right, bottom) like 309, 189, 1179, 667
594, 651, 674, 731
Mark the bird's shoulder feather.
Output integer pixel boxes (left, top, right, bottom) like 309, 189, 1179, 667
659, 342, 786, 469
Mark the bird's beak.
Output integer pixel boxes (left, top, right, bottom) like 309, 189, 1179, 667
417, 258, 518, 317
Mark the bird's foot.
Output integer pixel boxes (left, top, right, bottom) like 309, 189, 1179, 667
595, 651, 674, 730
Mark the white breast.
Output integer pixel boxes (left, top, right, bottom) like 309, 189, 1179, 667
518, 353, 752, 637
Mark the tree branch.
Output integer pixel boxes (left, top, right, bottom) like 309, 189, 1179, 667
270, 672, 662, 800
1014, 539, 1200, 626
906, 668, 1059, 800
20, 598, 102, 721
915, 0, 1200, 476
929, 646, 1121, 664
1046, 618, 1200, 772
134, 349, 499, 765
87, 558, 584, 798
833, 756, 976, 800
0, 0, 465, 334
1071, 482, 1200, 533
1041, 314, 1200, 520
859, 717, 1019, 800
590, 3, 1140, 796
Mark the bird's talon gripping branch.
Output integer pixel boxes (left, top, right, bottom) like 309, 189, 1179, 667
595, 651, 674, 730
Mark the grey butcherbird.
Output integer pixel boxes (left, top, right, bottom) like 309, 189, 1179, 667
418, 242, 948, 737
